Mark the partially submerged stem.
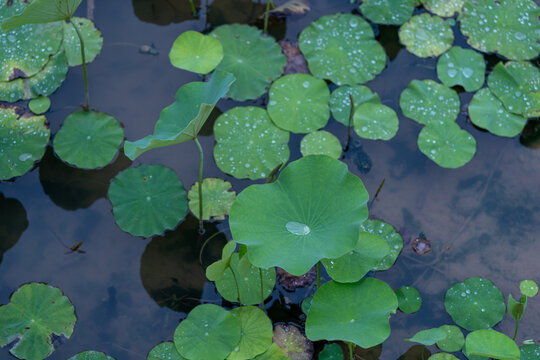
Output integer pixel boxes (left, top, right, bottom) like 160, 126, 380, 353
263, 0, 276, 35
259, 268, 264, 310
348, 342, 354, 360
513, 319, 519, 340
345, 93, 354, 151
198, 231, 224, 265
194, 138, 204, 234
316, 261, 321, 289
188, 0, 197, 17
229, 267, 241, 303
71, 20, 89, 111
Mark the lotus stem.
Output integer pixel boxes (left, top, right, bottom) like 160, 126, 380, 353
513, 319, 519, 340
198, 231, 224, 265
348, 342, 354, 360
263, 0, 276, 35
188, 0, 197, 17
194, 137, 204, 234
71, 20, 90, 111
229, 267, 241, 303
259, 268, 264, 310
316, 261, 321, 289
345, 93, 354, 151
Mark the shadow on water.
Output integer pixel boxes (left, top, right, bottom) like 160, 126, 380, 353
131, 0, 201, 25
0, 194, 27, 265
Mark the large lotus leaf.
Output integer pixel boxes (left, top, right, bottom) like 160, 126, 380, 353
173, 304, 241, 360
26, 51, 69, 99
29, 96, 51, 114
68, 351, 116, 360
487, 61, 540, 118
0, 283, 76, 360
213, 106, 289, 180
459, 0, 540, 61
62, 18, 103, 66
406, 328, 447, 346
298, 13, 386, 85
436, 46, 485, 92
0, 105, 50, 180
353, 103, 399, 140
421, 0, 464, 17
1, 0, 82, 31
227, 306, 273, 360
400, 79, 460, 125
468, 88, 528, 137
399, 13, 454, 57
300, 130, 342, 159
306, 278, 398, 348
359, 220, 403, 271
520, 279, 538, 297
188, 178, 236, 220
418, 121, 476, 168
330, 85, 381, 126
169, 31, 223, 74
210, 24, 285, 101
444, 277, 506, 331
360, 0, 415, 25
395, 286, 422, 314
272, 324, 314, 360
267, 74, 330, 133
229, 155, 369, 276
252, 343, 290, 360
436, 325, 464, 353
465, 330, 520, 360
148, 342, 185, 360
124, 71, 234, 160
108, 165, 188, 237
520, 345, 540, 360
53, 110, 124, 169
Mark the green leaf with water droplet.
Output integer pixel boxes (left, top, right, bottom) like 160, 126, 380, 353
227, 306, 273, 360
353, 103, 399, 140
62, 18, 103, 66
428, 354, 459, 360
465, 330, 520, 360
26, 51, 69, 99
169, 31, 223, 74
28, 96, 51, 114
359, 220, 403, 271
421, 0, 464, 17
395, 286, 422, 314
68, 350, 116, 360
318, 343, 343, 360
360, 0, 415, 25
436, 325, 464, 352
406, 328, 447, 346
399, 13, 453, 57
329, 85, 381, 126
520, 345, 540, 360
520, 279, 538, 297
1, 0, 82, 32
436, 46, 485, 92
188, 178, 236, 220
147, 342, 185, 360
300, 130, 342, 159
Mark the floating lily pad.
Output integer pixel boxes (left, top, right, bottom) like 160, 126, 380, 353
210, 24, 285, 101
465, 330, 520, 360
300, 130, 342, 159
53, 110, 124, 169
406, 328, 447, 346
436, 325, 464, 353
306, 278, 398, 348
62, 17, 103, 66
521, 345, 540, 360
353, 103, 399, 140
520, 280, 538, 297
213, 106, 290, 180
299, 13, 386, 85
395, 286, 422, 314
1, 0, 82, 31
273, 324, 313, 360
68, 351, 116, 360
0, 105, 50, 180
28, 96, 51, 114
319, 343, 343, 360
108, 165, 188, 237
252, 343, 290, 360
459, 0, 540, 61
188, 178, 236, 220
229, 155, 369, 276
360, 0, 415, 25
399, 79, 460, 125
26, 51, 69, 99
428, 354, 459, 360
169, 31, 224, 74
359, 220, 403, 271
399, 13, 454, 57
205, 240, 237, 282
147, 342, 185, 360
227, 306, 273, 360
444, 277, 506, 331
0, 282, 76, 360
329, 85, 381, 126
436, 46, 485, 92
421, 0, 464, 17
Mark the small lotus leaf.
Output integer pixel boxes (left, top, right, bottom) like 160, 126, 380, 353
273, 324, 313, 360
0, 105, 50, 180
53, 110, 124, 169
108, 165, 188, 237
400, 79, 460, 125
428, 354, 459, 360
227, 306, 273, 360
1, 0, 82, 31
395, 286, 422, 314
229, 155, 369, 275
26, 51, 69, 99
468, 88, 528, 137
520, 345, 540, 360
169, 31, 223, 74
301, 296, 313, 316
68, 350, 116, 360
421, 0, 464, 17
124, 70, 234, 159
62, 18, 103, 66
520, 279, 538, 297
318, 343, 343, 360
306, 278, 398, 348
399, 13, 454, 57
210, 24, 285, 101
173, 304, 241, 360
360, 0, 415, 25
465, 330, 520, 360
147, 342, 185, 360
359, 220, 403, 271
205, 240, 237, 282
252, 343, 290, 360
444, 277, 506, 331
300, 130, 342, 159
459, 0, 540, 61
436, 325, 464, 352
188, 178, 236, 220
213, 106, 290, 180
28, 96, 51, 114
507, 293, 525, 321
436, 46, 485, 92
406, 328, 447, 346
353, 103, 399, 140
329, 85, 381, 126
0, 283, 76, 360
298, 13, 386, 85
417, 121, 476, 168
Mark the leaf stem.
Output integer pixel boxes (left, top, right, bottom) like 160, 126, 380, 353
348, 342, 354, 360
513, 319, 519, 340
229, 267, 241, 303
188, 0, 197, 17
198, 231, 224, 265
263, 0, 275, 35
259, 268, 264, 310
316, 261, 321, 289
194, 137, 204, 234
345, 93, 354, 151
71, 20, 89, 111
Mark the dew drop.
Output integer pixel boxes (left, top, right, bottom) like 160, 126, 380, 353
302, 81, 310, 88
447, 69, 458, 78
462, 67, 473, 78
18, 153, 32, 161
286, 221, 310, 235
514, 32, 526, 41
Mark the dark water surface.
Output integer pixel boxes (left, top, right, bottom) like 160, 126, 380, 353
1, 1, 539, 359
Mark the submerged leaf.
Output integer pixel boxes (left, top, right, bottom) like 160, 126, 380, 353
2, 0, 82, 31
360, 0, 415, 25
188, 178, 236, 220
62, 18, 103, 66
399, 13, 454, 57
169, 31, 224, 74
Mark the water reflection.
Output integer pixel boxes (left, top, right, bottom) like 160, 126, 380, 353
132, 0, 201, 25
208, 0, 266, 27
0, 194, 28, 265
397, 345, 431, 359
521, 119, 540, 149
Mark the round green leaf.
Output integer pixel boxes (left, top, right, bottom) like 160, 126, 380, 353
407, 328, 447, 346
0, 77, 25, 102
272, 324, 314, 360
468, 88, 528, 137
359, 220, 403, 271
520, 345, 540, 360
353, 103, 399, 140
399, 79, 460, 125
459, 0, 540, 61
360, 0, 415, 25
436, 46, 485, 92
0, 105, 50, 180
229, 155, 369, 276
188, 178, 236, 220
319, 343, 343, 360
54, 110, 124, 169
306, 278, 398, 348
465, 330, 520, 360
210, 24, 286, 101
108, 165, 188, 237
147, 342, 185, 360
28, 96, 51, 114
213, 106, 290, 180
68, 351, 116, 360
436, 325, 464, 353
299, 13, 386, 85
26, 51, 69, 99
300, 130, 342, 159
428, 354, 459, 360
399, 13, 454, 57
169, 31, 224, 74
418, 121, 476, 168
174, 304, 241, 360
444, 277, 506, 331
0, 283, 76, 360
520, 280, 538, 297
395, 286, 422, 314
252, 343, 290, 360
227, 306, 273, 360
329, 85, 381, 126
421, 0, 464, 17
62, 18, 103, 66
301, 296, 313, 316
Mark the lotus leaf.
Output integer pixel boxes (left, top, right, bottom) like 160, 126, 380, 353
436, 46, 485, 92
298, 13, 386, 85
53, 110, 124, 169
507, 294, 525, 321
300, 130, 342, 159
124, 70, 234, 160
227, 306, 273, 360
0, 77, 24, 102
360, 0, 415, 25
173, 304, 241, 360
329, 85, 381, 126
205, 240, 237, 282
169, 31, 224, 74
398, 13, 454, 57
406, 328, 447, 346
421, 0, 464, 17
147, 342, 185, 360
520, 279, 538, 297
306, 278, 398, 348
459, 0, 540, 61
252, 343, 290, 360
318, 343, 343, 360
272, 324, 313, 360
353, 103, 399, 140
465, 330, 520, 360
188, 178, 236, 220
436, 325, 464, 353
520, 345, 540, 360
428, 354, 459, 360
444, 277, 506, 331
229, 155, 369, 275
108, 165, 188, 237
28, 96, 51, 114
399, 79, 460, 125
0, 283, 76, 360
210, 24, 285, 101
62, 18, 103, 66
68, 351, 116, 360
213, 106, 290, 180
468, 88, 528, 137
0, 105, 50, 180
359, 220, 403, 271
395, 286, 422, 314
1, 0, 82, 31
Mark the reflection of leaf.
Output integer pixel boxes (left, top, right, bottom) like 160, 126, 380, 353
2, 0, 83, 32
132, 0, 201, 26
0, 194, 28, 265
208, 0, 266, 26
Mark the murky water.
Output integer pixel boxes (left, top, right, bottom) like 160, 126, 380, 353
1, 1, 539, 359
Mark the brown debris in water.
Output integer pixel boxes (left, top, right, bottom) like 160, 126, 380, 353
280, 41, 310, 75
412, 234, 431, 255
276, 266, 316, 291
273, 324, 314, 360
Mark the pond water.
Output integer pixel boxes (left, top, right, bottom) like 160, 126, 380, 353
1, 1, 539, 359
